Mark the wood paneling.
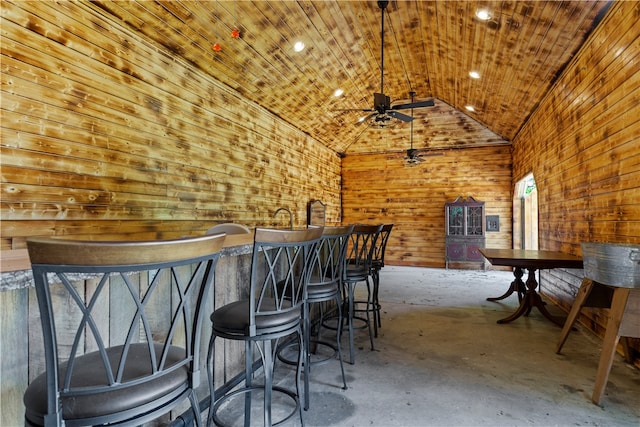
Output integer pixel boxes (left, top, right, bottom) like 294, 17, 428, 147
511, 1, 640, 353
1, 1, 341, 251
0, 287, 29, 426
66, 0, 607, 155
342, 145, 513, 267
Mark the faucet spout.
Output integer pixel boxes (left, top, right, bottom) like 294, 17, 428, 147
273, 207, 293, 229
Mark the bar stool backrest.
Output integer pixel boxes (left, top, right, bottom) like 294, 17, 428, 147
24, 234, 226, 427
309, 225, 354, 286
250, 227, 323, 336
372, 224, 394, 271
345, 224, 384, 275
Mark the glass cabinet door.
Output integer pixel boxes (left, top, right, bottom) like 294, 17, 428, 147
466, 205, 484, 236
447, 206, 464, 235
446, 200, 484, 237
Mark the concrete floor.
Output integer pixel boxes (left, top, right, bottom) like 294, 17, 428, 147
213, 266, 640, 427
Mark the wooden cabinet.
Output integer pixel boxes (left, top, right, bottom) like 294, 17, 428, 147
445, 196, 486, 269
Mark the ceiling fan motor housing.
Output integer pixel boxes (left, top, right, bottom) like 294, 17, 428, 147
374, 93, 391, 113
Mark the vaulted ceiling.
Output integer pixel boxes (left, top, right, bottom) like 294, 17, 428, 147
93, 0, 611, 156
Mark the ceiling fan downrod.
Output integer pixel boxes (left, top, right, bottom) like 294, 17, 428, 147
409, 90, 416, 151
378, 1, 389, 95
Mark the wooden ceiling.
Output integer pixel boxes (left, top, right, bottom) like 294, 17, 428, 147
92, 0, 610, 156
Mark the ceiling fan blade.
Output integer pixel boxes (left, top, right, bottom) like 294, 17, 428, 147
388, 110, 413, 122
420, 151, 445, 157
336, 108, 376, 112
392, 99, 435, 110
413, 148, 445, 157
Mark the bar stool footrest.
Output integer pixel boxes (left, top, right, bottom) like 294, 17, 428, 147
212, 385, 300, 427
322, 315, 370, 332
277, 340, 339, 367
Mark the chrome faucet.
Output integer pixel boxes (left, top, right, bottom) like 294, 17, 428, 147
273, 207, 293, 229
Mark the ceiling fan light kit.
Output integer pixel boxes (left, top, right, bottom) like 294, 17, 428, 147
369, 114, 399, 129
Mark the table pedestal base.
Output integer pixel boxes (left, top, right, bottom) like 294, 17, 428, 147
496, 267, 564, 326
480, 248, 583, 326
487, 267, 525, 302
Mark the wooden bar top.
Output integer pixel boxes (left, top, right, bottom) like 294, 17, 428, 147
1, 233, 256, 273
0, 249, 30, 273
479, 248, 584, 270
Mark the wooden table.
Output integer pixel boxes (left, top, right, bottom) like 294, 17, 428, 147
479, 248, 584, 325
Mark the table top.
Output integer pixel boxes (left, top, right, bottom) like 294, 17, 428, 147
479, 248, 584, 270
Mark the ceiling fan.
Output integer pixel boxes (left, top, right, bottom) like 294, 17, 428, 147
337, 0, 434, 127
404, 91, 443, 165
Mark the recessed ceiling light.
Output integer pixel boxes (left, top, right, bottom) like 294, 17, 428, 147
465, 105, 476, 112
333, 88, 344, 97
469, 71, 481, 79
293, 41, 305, 52
476, 9, 491, 20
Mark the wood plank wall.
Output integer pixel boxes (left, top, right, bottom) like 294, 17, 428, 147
0, 1, 341, 252
342, 146, 513, 267
511, 1, 639, 350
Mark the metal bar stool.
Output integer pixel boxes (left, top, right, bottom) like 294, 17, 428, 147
343, 224, 383, 364
23, 234, 226, 427
275, 225, 352, 410
370, 224, 393, 337
207, 227, 322, 427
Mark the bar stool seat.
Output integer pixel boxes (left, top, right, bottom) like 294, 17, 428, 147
306, 280, 340, 298
346, 264, 368, 279
212, 299, 302, 336
24, 344, 188, 422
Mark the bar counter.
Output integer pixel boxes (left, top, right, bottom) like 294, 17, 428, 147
0, 233, 255, 426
